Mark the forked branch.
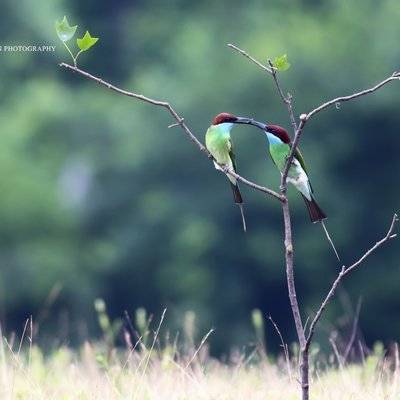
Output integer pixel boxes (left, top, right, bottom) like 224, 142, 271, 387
306, 213, 398, 349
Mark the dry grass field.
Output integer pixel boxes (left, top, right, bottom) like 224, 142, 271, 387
1, 328, 399, 400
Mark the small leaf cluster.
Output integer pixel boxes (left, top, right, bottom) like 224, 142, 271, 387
273, 54, 291, 72
55, 16, 99, 67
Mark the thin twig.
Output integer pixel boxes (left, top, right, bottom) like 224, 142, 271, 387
227, 44, 273, 74
306, 213, 398, 349
168, 119, 184, 128
342, 213, 398, 277
267, 60, 288, 103
60, 62, 205, 150
59, 62, 284, 202
268, 315, 287, 354
219, 165, 284, 201
268, 315, 292, 381
304, 72, 400, 122
267, 59, 298, 132
227, 44, 298, 131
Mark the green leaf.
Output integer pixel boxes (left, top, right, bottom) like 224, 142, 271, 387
273, 54, 291, 72
55, 16, 77, 42
77, 31, 99, 52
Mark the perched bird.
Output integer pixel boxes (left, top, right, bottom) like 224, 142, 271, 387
205, 112, 255, 232
248, 121, 339, 260
263, 124, 326, 222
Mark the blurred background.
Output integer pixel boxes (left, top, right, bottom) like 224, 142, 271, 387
0, 0, 399, 355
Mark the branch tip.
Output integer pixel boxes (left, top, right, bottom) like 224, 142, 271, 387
267, 59, 276, 71
168, 118, 184, 129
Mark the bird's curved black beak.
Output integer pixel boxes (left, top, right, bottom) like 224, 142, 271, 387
234, 117, 267, 130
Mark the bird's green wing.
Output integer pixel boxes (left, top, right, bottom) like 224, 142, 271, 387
294, 147, 308, 174
228, 139, 238, 172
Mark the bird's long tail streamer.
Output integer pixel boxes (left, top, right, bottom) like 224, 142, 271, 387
238, 204, 247, 233
320, 219, 340, 261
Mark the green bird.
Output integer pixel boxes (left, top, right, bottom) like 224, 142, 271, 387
248, 121, 339, 259
262, 124, 326, 222
205, 112, 255, 232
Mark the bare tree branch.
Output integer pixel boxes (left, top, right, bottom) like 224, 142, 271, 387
304, 72, 400, 122
59, 62, 284, 202
281, 70, 400, 188
219, 165, 284, 200
268, 315, 292, 381
60, 63, 205, 150
342, 213, 398, 277
305, 213, 398, 349
282, 198, 306, 347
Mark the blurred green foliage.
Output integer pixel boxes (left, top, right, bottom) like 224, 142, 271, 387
0, 0, 399, 354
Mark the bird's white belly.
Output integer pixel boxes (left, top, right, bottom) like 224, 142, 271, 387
286, 161, 312, 200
